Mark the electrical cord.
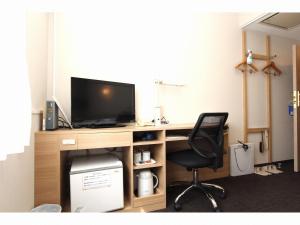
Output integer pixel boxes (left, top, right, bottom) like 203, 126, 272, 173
58, 120, 66, 128
58, 121, 71, 129
58, 117, 71, 129
151, 116, 169, 124
161, 116, 169, 124
59, 116, 69, 125
58, 119, 66, 124
58, 119, 68, 126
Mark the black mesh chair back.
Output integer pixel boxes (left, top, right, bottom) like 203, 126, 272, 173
188, 113, 228, 169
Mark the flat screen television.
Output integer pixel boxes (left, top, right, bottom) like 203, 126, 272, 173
71, 77, 135, 128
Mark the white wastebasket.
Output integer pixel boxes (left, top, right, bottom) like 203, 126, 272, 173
31, 204, 62, 212
230, 143, 254, 176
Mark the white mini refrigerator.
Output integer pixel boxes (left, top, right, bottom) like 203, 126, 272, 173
70, 154, 124, 212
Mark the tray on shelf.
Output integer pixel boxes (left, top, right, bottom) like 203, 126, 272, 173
134, 158, 156, 166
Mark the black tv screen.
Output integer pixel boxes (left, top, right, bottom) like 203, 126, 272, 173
71, 77, 135, 128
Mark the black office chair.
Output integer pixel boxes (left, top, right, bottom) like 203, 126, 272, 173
167, 112, 228, 212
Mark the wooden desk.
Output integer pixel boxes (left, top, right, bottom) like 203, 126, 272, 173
34, 124, 229, 212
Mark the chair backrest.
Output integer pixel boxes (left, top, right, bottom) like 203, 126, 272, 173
189, 113, 228, 169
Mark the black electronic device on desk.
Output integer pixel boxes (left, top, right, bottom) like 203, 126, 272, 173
71, 77, 135, 128
46, 101, 58, 130
133, 131, 157, 142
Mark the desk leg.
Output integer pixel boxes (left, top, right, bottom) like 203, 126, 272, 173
34, 134, 61, 206
123, 146, 133, 208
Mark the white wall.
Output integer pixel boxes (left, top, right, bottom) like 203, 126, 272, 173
53, 11, 295, 164
27, 13, 48, 112
53, 12, 243, 145
0, 12, 48, 212
271, 35, 294, 162
0, 116, 40, 211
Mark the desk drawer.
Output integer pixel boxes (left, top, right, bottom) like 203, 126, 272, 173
59, 135, 78, 151
77, 132, 131, 149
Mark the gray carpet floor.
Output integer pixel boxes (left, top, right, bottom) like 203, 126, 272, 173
158, 161, 300, 212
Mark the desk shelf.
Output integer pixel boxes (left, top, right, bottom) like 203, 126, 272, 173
165, 135, 188, 142
132, 166, 165, 208
133, 130, 164, 146
133, 189, 165, 208
131, 130, 166, 210
133, 162, 163, 170
133, 143, 164, 170
133, 140, 164, 146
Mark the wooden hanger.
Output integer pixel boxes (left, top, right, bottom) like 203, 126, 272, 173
235, 61, 258, 74
262, 61, 282, 76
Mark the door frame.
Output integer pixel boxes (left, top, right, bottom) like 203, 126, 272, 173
293, 45, 300, 172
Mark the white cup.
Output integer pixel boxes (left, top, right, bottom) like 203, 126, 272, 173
134, 151, 142, 164
142, 151, 151, 162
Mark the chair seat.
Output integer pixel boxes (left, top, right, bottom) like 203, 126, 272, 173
167, 149, 213, 169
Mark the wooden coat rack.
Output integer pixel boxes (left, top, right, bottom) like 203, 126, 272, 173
235, 61, 258, 74
262, 61, 282, 76
235, 31, 281, 164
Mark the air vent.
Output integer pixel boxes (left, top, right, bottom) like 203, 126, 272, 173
260, 13, 300, 29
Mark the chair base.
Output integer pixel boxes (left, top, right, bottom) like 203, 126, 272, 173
172, 169, 226, 212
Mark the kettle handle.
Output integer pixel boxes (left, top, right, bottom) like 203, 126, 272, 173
152, 173, 159, 189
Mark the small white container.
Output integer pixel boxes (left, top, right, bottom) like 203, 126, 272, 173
31, 204, 62, 212
230, 143, 254, 176
137, 170, 159, 197
134, 151, 142, 164
142, 151, 151, 162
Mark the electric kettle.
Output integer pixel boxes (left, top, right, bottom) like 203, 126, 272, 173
137, 170, 159, 197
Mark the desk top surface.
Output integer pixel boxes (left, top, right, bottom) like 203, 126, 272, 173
36, 123, 195, 135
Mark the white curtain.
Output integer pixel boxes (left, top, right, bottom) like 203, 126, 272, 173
0, 8, 32, 160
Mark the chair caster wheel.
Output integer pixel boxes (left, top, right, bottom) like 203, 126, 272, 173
219, 190, 227, 199
214, 208, 222, 212
174, 202, 182, 211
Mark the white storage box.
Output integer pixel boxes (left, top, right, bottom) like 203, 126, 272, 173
70, 154, 124, 212
230, 143, 254, 176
